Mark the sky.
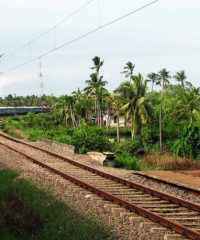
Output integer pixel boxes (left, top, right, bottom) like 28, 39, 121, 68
0, 0, 199, 97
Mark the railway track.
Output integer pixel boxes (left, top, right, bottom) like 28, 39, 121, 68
0, 133, 200, 240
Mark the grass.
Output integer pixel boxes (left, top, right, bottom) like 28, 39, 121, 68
0, 168, 116, 240
142, 153, 200, 170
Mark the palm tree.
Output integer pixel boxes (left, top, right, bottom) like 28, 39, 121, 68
121, 61, 135, 79
173, 70, 192, 88
96, 87, 109, 126
72, 88, 82, 100
173, 87, 200, 123
66, 96, 78, 128
157, 68, 171, 154
112, 94, 122, 143
115, 74, 153, 146
53, 96, 69, 126
114, 80, 133, 129
146, 72, 158, 92
90, 56, 104, 76
84, 73, 108, 126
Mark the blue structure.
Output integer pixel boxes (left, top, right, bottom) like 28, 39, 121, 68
0, 106, 50, 116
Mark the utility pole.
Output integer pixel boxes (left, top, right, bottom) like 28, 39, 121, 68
38, 57, 44, 97
38, 57, 44, 106
13, 93, 17, 115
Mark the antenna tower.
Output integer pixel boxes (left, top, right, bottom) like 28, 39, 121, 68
38, 57, 44, 97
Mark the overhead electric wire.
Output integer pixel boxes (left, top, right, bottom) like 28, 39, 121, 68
1, 0, 160, 75
3, 0, 94, 58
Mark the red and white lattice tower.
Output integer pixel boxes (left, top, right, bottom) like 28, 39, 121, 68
38, 57, 44, 96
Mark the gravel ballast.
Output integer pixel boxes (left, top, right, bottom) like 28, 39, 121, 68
0, 135, 192, 240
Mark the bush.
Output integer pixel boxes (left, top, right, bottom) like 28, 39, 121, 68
114, 152, 141, 170
105, 127, 131, 136
173, 124, 200, 160
71, 126, 111, 154
112, 139, 144, 156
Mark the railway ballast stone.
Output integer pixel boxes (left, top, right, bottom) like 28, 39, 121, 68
38, 139, 75, 154
87, 151, 115, 167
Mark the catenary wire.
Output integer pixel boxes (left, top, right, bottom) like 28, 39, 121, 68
1, 0, 160, 75
3, 0, 95, 58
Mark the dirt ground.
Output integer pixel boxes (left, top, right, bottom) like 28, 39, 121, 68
143, 170, 200, 189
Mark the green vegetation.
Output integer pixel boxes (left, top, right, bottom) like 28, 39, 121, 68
1, 56, 200, 170
0, 169, 115, 240
173, 124, 200, 160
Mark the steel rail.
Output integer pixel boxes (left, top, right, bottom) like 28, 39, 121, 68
0, 140, 200, 240
133, 172, 200, 197
0, 132, 200, 213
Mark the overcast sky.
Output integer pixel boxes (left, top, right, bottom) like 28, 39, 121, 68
0, 0, 199, 97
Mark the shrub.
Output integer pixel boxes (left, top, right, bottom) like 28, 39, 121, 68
114, 152, 141, 170
105, 127, 131, 136
173, 124, 200, 160
71, 126, 111, 154
53, 135, 72, 144
112, 139, 143, 156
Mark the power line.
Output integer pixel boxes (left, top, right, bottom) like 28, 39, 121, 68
2, 0, 160, 75
3, 0, 94, 58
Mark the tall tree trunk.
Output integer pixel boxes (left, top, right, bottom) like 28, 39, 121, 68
95, 99, 98, 125
99, 108, 102, 127
70, 107, 77, 129
97, 99, 100, 126
131, 113, 134, 140
70, 109, 75, 128
152, 82, 154, 92
125, 115, 127, 127
137, 120, 143, 147
159, 84, 164, 155
116, 111, 120, 143
73, 112, 78, 128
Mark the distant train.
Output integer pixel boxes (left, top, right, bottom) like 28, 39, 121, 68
0, 106, 50, 116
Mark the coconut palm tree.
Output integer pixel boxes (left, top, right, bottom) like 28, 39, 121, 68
121, 61, 135, 79
157, 68, 171, 154
173, 87, 200, 123
53, 96, 70, 126
84, 73, 108, 126
114, 80, 134, 129
173, 70, 192, 88
95, 87, 109, 126
146, 72, 158, 92
72, 88, 82, 100
111, 94, 122, 143
115, 74, 153, 146
90, 56, 104, 76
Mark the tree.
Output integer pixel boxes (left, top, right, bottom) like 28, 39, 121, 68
173, 70, 191, 88
157, 68, 171, 154
84, 73, 108, 126
111, 94, 122, 143
121, 61, 135, 79
52, 96, 69, 126
173, 87, 200, 123
146, 72, 158, 92
115, 74, 153, 146
90, 56, 104, 76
